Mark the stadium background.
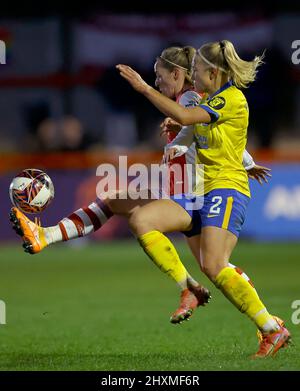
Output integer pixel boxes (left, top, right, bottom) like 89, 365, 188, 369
0, 3, 300, 371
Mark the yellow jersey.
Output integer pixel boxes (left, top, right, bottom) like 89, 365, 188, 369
193, 80, 250, 198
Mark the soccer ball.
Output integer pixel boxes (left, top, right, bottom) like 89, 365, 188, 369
9, 168, 54, 214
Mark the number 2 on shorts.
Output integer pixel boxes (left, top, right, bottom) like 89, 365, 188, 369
209, 196, 223, 215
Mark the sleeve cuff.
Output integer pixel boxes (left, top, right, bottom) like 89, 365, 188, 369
164, 144, 189, 157
199, 104, 220, 123
244, 161, 255, 170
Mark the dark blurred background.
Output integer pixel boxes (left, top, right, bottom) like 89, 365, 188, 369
1, 3, 300, 241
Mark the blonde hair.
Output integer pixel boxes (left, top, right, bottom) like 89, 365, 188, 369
158, 46, 196, 84
197, 40, 264, 89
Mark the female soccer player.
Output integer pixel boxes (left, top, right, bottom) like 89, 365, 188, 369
115, 40, 290, 357
10, 45, 270, 327
10, 46, 211, 324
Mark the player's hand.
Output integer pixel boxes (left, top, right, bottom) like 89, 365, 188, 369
160, 118, 182, 137
116, 64, 150, 94
247, 164, 272, 184
163, 147, 179, 163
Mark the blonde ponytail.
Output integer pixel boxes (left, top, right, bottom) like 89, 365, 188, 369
198, 40, 264, 89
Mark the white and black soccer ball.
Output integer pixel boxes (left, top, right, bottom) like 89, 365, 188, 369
9, 168, 54, 214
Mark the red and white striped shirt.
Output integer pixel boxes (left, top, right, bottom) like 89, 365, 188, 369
167, 89, 202, 196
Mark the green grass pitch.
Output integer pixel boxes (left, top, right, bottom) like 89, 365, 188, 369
0, 239, 299, 371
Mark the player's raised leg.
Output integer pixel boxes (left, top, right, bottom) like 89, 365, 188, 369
128, 199, 211, 323
9, 189, 152, 254
9, 196, 114, 254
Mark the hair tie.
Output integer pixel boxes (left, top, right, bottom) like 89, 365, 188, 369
159, 56, 188, 71
197, 49, 227, 73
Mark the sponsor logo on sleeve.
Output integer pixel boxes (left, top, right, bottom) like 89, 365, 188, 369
185, 100, 199, 107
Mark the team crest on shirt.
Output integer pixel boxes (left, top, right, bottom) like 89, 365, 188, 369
207, 96, 226, 110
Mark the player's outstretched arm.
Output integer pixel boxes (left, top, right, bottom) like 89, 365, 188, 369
116, 64, 211, 126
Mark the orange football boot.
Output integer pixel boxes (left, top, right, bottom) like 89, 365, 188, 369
253, 324, 291, 358
170, 286, 211, 324
256, 316, 285, 343
9, 207, 48, 254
